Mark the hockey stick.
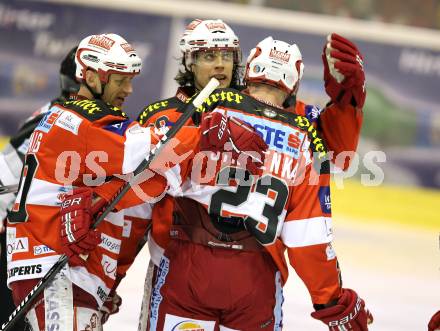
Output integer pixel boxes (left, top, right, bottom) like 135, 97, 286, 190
138, 259, 154, 331
1, 78, 219, 331
0, 184, 18, 195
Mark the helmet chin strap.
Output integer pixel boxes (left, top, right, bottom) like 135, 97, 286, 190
85, 80, 106, 100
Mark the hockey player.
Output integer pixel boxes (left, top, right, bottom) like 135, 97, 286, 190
138, 19, 365, 171
136, 18, 367, 329
0, 45, 79, 329
0, 43, 153, 328
5, 33, 150, 331
142, 37, 372, 330
7, 32, 265, 331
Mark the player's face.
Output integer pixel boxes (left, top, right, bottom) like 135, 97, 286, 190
192, 50, 234, 90
102, 73, 135, 108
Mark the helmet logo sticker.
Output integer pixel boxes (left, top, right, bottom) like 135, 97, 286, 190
121, 43, 135, 53
269, 49, 290, 63
82, 54, 99, 63
186, 19, 202, 31
253, 65, 261, 73
88, 35, 115, 50
205, 22, 226, 30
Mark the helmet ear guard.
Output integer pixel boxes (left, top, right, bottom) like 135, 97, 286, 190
245, 36, 304, 95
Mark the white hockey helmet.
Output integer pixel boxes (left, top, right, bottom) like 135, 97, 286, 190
75, 33, 142, 84
245, 36, 304, 95
179, 19, 241, 70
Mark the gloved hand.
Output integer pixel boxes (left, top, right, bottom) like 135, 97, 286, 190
100, 289, 122, 324
311, 288, 373, 331
200, 112, 268, 175
429, 310, 440, 331
60, 187, 105, 266
322, 33, 366, 108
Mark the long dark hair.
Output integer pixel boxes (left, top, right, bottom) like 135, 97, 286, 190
174, 55, 244, 89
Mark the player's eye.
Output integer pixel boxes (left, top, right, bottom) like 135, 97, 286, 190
203, 53, 215, 61
221, 51, 233, 61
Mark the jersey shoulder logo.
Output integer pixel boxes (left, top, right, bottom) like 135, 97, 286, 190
138, 97, 181, 125
194, 88, 245, 113
292, 115, 327, 160
62, 99, 127, 121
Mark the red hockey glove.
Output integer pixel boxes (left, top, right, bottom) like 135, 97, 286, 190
311, 288, 373, 331
100, 289, 122, 324
200, 112, 268, 175
322, 33, 366, 108
60, 187, 105, 266
429, 310, 440, 331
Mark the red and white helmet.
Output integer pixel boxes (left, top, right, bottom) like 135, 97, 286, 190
179, 19, 241, 70
245, 36, 304, 94
75, 33, 142, 84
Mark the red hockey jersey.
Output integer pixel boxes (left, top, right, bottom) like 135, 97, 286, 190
6, 98, 198, 306
141, 88, 342, 305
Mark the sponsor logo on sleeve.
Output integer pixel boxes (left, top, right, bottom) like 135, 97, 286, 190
99, 233, 121, 254
103, 119, 132, 136
101, 255, 117, 280
7, 237, 29, 255
33, 244, 55, 256
318, 186, 331, 214
304, 105, 322, 123
8, 264, 42, 278
326, 243, 336, 260
35, 108, 63, 133
54, 111, 83, 135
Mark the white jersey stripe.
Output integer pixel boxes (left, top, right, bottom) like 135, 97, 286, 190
281, 216, 333, 248
26, 178, 69, 206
